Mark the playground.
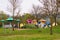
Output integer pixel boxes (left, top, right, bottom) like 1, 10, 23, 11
0, 17, 60, 40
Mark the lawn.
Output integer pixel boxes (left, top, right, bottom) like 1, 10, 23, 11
0, 25, 60, 40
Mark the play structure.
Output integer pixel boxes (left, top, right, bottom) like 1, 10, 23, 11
39, 19, 46, 28
52, 22, 58, 26
0, 20, 5, 28
28, 19, 58, 28
20, 23, 24, 28
6, 17, 13, 28
0, 17, 20, 28
0, 17, 58, 29
27, 19, 32, 24
32, 19, 37, 25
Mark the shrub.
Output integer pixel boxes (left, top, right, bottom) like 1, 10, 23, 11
22, 24, 37, 29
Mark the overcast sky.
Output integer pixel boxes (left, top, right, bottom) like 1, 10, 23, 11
0, 0, 43, 16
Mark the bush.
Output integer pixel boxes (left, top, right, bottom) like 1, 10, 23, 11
22, 24, 37, 29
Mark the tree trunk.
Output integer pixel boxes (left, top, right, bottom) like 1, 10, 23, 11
12, 21, 14, 31
50, 23, 53, 35
54, 15, 56, 26
50, 16, 53, 35
12, 8, 15, 31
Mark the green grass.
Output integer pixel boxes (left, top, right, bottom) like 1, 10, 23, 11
0, 25, 60, 40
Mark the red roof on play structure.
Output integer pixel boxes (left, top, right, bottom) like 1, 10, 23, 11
26, 19, 32, 24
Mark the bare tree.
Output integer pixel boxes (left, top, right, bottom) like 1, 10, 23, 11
50, 0, 59, 26
39, 0, 59, 25
8, 0, 22, 31
39, 0, 59, 35
39, 0, 52, 35
31, 4, 43, 21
